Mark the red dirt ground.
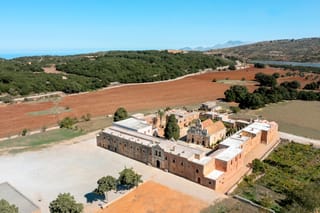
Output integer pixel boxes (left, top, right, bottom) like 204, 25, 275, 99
0, 67, 310, 138
96, 181, 209, 213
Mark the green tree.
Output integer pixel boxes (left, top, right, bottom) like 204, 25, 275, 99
240, 93, 265, 109
49, 193, 83, 213
94, 176, 117, 196
224, 85, 248, 103
255, 72, 277, 87
113, 107, 128, 122
164, 114, 180, 140
118, 168, 142, 189
0, 199, 18, 213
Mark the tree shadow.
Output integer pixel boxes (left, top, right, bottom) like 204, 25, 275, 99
84, 192, 105, 203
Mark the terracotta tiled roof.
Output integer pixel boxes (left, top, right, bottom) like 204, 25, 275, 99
202, 119, 225, 135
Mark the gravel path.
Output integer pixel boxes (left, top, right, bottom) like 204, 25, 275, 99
279, 131, 320, 148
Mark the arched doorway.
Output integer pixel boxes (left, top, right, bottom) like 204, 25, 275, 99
156, 160, 160, 168
197, 177, 201, 184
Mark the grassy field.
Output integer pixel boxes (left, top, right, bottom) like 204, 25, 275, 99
28, 106, 71, 116
231, 100, 320, 139
217, 79, 257, 85
0, 129, 84, 154
234, 141, 320, 212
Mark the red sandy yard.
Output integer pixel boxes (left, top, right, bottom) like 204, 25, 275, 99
96, 181, 209, 213
0, 67, 295, 138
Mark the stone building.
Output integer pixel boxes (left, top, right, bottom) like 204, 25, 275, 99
187, 119, 226, 147
97, 118, 279, 192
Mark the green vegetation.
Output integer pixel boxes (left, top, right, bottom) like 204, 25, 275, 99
0, 199, 18, 213
49, 193, 83, 213
280, 80, 300, 89
254, 63, 265, 68
28, 106, 71, 116
231, 100, 320, 139
58, 117, 78, 129
94, 176, 117, 195
94, 167, 142, 199
201, 198, 261, 213
118, 167, 143, 189
164, 114, 180, 140
224, 85, 248, 103
0, 129, 83, 150
270, 64, 320, 74
304, 81, 320, 90
234, 142, 320, 212
113, 107, 128, 122
254, 72, 276, 87
0, 51, 235, 96
224, 73, 320, 110
210, 38, 320, 62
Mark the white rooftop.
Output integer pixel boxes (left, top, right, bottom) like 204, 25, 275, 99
215, 147, 242, 162
220, 134, 250, 148
206, 170, 224, 180
113, 117, 151, 131
242, 121, 271, 135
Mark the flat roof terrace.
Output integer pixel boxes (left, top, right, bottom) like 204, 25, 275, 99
103, 126, 212, 164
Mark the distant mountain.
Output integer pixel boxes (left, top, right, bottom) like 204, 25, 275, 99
208, 37, 320, 62
180, 40, 248, 51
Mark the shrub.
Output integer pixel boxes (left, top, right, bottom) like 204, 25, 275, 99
254, 63, 266, 68
113, 107, 128, 122
59, 117, 78, 129
212, 78, 217, 82
21, 128, 28, 136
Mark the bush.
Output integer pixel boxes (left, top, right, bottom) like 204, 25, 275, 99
252, 159, 265, 173
81, 113, 91, 121
212, 78, 217, 82
59, 117, 78, 129
113, 107, 128, 122
0, 199, 18, 213
21, 128, 28, 136
229, 64, 236, 70
272, 72, 280, 79
280, 80, 301, 89
49, 193, 83, 213
254, 63, 266, 68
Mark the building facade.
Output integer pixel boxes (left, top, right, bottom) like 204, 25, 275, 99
187, 119, 226, 147
97, 118, 279, 192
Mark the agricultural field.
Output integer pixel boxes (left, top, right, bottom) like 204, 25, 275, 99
231, 100, 320, 139
0, 67, 288, 138
234, 141, 320, 212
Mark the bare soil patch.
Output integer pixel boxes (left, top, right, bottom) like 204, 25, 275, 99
0, 67, 288, 138
97, 181, 209, 213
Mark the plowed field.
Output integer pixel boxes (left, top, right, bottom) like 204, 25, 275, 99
0, 67, 289, 137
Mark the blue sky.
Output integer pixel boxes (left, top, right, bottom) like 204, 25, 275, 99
0, 0, 319, 54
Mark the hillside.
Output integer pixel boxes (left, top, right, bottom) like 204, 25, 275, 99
208, 37, 320, 62
0, 51, 235, 98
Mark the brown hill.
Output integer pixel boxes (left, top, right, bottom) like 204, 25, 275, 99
208, 37, 320, 62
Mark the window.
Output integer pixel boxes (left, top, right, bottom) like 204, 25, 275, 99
165, 157, 167, 160
173, 159, 176, 163
155, 150, 158, 156
159, 152, 161, 157
181, 162, 184, 166
209, 181, 211, 185
196, 169, 199, 173
124, 144, 127, 147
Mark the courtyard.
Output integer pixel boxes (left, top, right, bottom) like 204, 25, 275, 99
0, 136, 224, 213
